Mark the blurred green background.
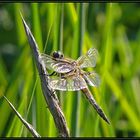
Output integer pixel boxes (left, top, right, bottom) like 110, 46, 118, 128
0, 3, 140, 137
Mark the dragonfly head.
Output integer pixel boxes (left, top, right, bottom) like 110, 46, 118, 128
52, 51, 64, 59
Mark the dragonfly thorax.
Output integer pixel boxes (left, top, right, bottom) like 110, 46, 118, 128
52, 51, 64, 59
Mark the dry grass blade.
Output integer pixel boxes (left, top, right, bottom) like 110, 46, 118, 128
20, 12, 69, 137
3, 96, 41, 137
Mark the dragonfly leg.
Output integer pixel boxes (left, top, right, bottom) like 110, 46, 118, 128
47, 71, 57, 76
40, 71, 57, 76
60, 75, 66, 79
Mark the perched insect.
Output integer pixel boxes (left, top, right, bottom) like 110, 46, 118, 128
41, 48, 110, 124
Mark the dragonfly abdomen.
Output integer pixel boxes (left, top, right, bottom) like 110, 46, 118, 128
81, 88, 110, 124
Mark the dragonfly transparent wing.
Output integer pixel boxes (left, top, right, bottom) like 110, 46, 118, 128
77, 48, 98, 68
48, 75, 88, 91
41, 53, 74, 73
82, 72, 100, 87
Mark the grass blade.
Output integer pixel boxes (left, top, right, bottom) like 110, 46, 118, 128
20, 12, 69, 137
3, 96, 41, 137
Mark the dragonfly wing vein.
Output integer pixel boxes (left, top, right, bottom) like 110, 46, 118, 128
83, 72, 100, 87
49, 75, 88, 91
77, 48, 98, 68
41, 53, 74, 73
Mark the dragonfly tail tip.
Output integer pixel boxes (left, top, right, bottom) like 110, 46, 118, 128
104, 117, 110, 125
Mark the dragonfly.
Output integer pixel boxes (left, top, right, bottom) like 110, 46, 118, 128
41, 48, 110, 124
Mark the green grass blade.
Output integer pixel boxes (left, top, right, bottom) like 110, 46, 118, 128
31, 3, 43, 51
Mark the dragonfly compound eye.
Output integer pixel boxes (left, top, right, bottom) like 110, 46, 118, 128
52, 52, 60, 58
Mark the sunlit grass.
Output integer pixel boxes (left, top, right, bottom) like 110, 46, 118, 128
0, 2, 140, 137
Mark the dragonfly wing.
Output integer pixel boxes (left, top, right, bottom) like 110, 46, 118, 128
77, 48, 98, 68
49, 75, 88, 91
40, 53, 56, 70
83, 72, 100, 87
41, 53, 74, 73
